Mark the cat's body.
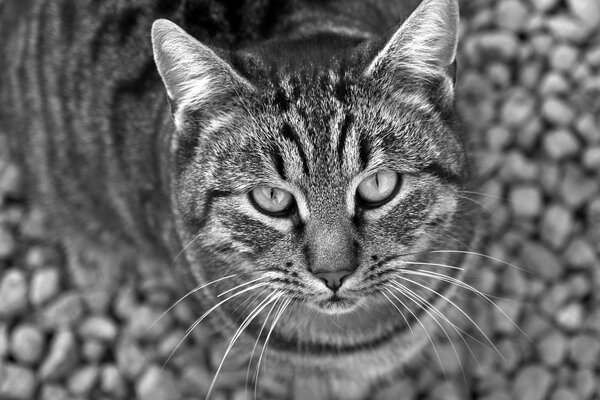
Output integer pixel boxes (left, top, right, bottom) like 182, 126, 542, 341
1, 0, 477, 398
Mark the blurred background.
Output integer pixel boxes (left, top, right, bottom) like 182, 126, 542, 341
0, 0, 599, 399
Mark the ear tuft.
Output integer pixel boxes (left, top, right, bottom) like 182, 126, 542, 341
365, 0, 459, 80
151, 19, 252, 129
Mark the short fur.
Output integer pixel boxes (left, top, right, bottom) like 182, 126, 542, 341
0, 0, 477, 398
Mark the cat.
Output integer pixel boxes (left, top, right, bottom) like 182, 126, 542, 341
0, 0, 477, 398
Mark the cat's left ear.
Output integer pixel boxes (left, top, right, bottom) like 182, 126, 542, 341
151, 19, 253, 129
365, 0, 459, 90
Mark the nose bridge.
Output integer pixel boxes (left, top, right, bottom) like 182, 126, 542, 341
306, 216, 357, 275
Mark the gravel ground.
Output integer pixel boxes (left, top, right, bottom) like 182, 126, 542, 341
1, 0, 600, 399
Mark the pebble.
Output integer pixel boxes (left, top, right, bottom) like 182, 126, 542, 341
542, 98, 575, 126
40, 292, 84, 328
513, 365, 553, 400
136, 366, 181, 400
501, 89, 536, 128
565, 238, 597, 269
559, 165, 599, 208
24, 246, 62, 270
79, 316, 119, 343
82, 339, 106, 362
574, 369, 597, 399
583, 147, 600, 170
540, 205, 573, 249
9, 324, 45, 365
39, 384, 70, 400
477, 32, 519, 60
549, 45, 579, 71
545, 15, 591, 42
496, 0, 529, 31
430, 380, 465, 400
499, 151, 539, 181
569, 335, 600, 368
519, 62, 542, 88
538, 332, 568, 367
530, 0, 559, 12
39, 330, 79, 381
0, 362, 37, 400
116, 339, 148, 379
100, 365, 128, 398
29, 268, 61, 305
486, 126, 512, 150
0, 269, 28, 317
0, 162, 23, 198
575, 114, 600, 144
0, 226, 16, 259
0, 324, 8, 358
539, 72, 570, 95
551, 387, 579, 400
125, 306, 172, 341
556, 303, 584, 331
520, 242, 562, 280
67, 364, 99, 396
517, 117, 542, 150
493, 299, 522, 334
543, 130, 580, 160
566, 0, 600, 26
509, 185, 542, 218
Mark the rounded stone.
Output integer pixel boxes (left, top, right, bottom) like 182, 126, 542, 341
9, 324, 45, 365
556, 303, 584, 331
40, 292, 84, 328
583, 147, 600, 170
569, 335, 600, 367
0, 226, 16, 259
520, 242, 562, 280
67, 365, 99, 396
496, 0, 529, 31
478, 32, 519, 60
100, 365, 127, 398
566, 0, 600, 26
539, 73, 570, 95
543, 130, 580, 160
0, 269, 28, 317
29, 268, 61, 305
550, 45, 579, 71
565, 238, 597, 269
79, 316, 119, 343
0, 363, 37, 400
136, 366, 181, 400
513, 366, 553, 400
540, 205, 573, 249
550, 387, 579, 400
501, 89, 536, 128
530, 0, 559, 12
39, 330, 79, 381
538, 332, 568, 367
574, 369, 597, 399
542, 98, 575, 126
509, 185, 542, 218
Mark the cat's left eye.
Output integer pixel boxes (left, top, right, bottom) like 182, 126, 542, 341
249, 186, 295, 216
356, 170, 400, 208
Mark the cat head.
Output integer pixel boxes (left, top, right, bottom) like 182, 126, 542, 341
151, 0, 473, 365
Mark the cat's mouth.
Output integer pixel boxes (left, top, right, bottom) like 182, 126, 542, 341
316, 294, 359, 314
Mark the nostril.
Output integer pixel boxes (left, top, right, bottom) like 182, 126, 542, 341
315, 270, 353, 292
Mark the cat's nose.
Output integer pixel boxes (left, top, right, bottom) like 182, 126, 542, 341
315, 270, 353, 292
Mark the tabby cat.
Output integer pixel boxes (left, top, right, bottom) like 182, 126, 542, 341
0, 0, 477, 398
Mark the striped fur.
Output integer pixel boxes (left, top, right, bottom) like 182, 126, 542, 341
1, 0, 477, 397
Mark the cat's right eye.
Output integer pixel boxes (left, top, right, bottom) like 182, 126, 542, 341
249, 186, 295, 217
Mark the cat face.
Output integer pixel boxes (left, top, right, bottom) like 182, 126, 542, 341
153, 0, 474, 369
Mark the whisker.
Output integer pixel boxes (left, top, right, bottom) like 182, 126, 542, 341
384, 286, 445, 375
400, 261, 464, 271
245, 295, 281, 397
395, 275, 505, 361
428, 250, 529, 273
146, 274, 237, 333
162, 281, 269, 370
388, 283, 466, 380
381, 291, 413, 333
205, 291, 282, 400
217, 276, 268, 298
254, 298, 291, 399
402, 269, 531, 341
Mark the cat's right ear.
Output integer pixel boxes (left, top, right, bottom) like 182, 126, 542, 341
151, 19, 253, 130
